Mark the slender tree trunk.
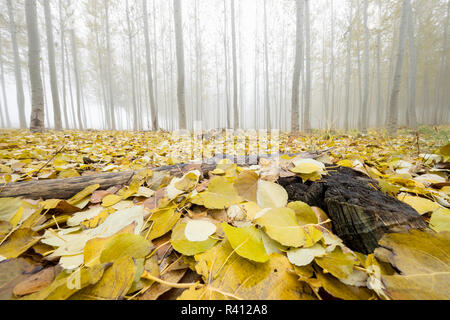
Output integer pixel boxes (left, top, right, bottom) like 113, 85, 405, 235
329, 0, 335, 128
41, 60, 50, 127
254, 4, 259, 130
64, 40, 76, 128
43, 0, 62, 130
303, 0, 311, 132
59, 1, 69, 129
406, 0, 417, 129
126, 0, 138, 131
434, 1, 449, 124
344, 1, 352, 131
375, 0, 382, 128
361, 0, 370, 132
291, 0, 304, 132
223, 0, 231, 128
0, 36, 11, 127
70, 29, 83, 130
105, 0, 116, 130
386, 0, 409, 134
151, 0, 158, 129
356, 1, 363, 128
173, 0, 187, 130
322, 18, 328, 129
230, 0, 239, 129
263, 0, 271, 130
7, 0, 27, 128
143, 0, 158, 131
25, 0, 45, 133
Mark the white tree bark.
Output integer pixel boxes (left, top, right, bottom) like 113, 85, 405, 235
143, 0, 158, 131
291, 0, 304, 132
6, 0, 27, 128
344, 0, 352, 131
43, 0, 62, 130
173, 0, 187, 130
230, 0, 239, 129
387, 0, 409, 134
25, 0, 45, 133
303, 0, 311, 132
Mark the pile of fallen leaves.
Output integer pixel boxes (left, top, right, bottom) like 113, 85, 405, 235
0, 127, 449, 300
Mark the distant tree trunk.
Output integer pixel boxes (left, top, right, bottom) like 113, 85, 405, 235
25, 0, 45, 133
0, 36, 11, 127
173, 0, 187, 130
143, 0, 158, 131
303, 0, 311, 132
6, 0, 27, 128
254, 4, 259, 130
105, 0, 116, 130
43, 0, 62, 130
70, 29, 83, 130
329, 0, 335, 128
361, 0, 370, 132
215, 43, 221, 128
322, 18, 328, 129
41, 60, 50, 127
386, 0, 409, 134
263, 0, 271, 130
356, 1, 363, 128
344, 1, 352, 131
375, 1, 382, 128
291, 0, 304, 132
126, 0, 138, 131
59, 0, 69, 129
434, 1, 449, 124
223, 0, 231, 128
231, 0, 239, 129
406, 0, 417, 129
64, 41, 76, 128
152, 0, 159, 130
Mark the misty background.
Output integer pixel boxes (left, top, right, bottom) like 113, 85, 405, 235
0, 0, 448, 132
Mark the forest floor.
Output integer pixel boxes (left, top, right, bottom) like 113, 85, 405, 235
0, 125, 448, 300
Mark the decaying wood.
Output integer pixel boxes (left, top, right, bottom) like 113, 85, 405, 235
0, 163, 213, 200
278, 165, 428, 254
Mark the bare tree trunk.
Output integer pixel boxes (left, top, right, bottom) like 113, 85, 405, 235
143, 0, 158, 131
344, 0, 352, 131
291, 0, 304, 132
25, 0, 45, 133
387, 0, 409, 134
105, 0, 116, 130
406, 0, 417, 129
70, 29, 83, 130
263, 0, 271, 130
322, 18, 328, 129
0, 36, 11, 127
303, 0, 311, 132
356, 1, 363, 128
7, 0, 27, 128
223, 0, 231, 128
434, 1, 449, 124
361, 0, 370, 132
254, 4, 259, 130
329, 0, 335, 128
59, 1, 69, 129
231, 0, 239, 129
173, 0, 187, 130
126, 0, 138, 131
43, 0, 62, 130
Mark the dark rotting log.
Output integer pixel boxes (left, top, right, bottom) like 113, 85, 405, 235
278, 165, 428, 254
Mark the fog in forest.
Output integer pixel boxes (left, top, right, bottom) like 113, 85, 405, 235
0, 0, 448, 133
